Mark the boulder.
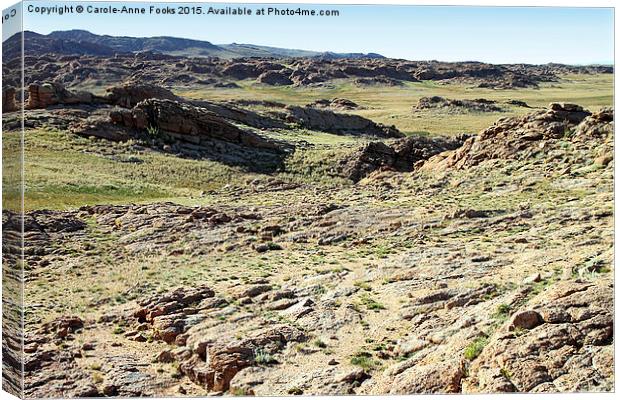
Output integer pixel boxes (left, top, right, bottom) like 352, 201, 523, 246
508, 310, 543, 331
387, 360, 466, 394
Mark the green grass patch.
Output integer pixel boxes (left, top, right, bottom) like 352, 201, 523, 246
464, 336, 489, 361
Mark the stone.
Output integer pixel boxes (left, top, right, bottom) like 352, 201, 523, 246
595, 153, 613, 167
508, 310, 543, 331
395, 338, 428, 356
81, 342, 96, 351
522, 273, 542, 284
387, 360, 466, 394
336, 367, 370, 383
156, 350, 175, 363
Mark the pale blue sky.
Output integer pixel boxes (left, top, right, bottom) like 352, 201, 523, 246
4, 1, 615, 64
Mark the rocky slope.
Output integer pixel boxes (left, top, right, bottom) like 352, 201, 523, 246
5, 102, 613, 396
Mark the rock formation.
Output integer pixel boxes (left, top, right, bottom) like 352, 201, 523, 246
420, 103, 601, 171
414, 96, 504, 113
2, 87, 18, 112
26, 82, 95, 109
281, 105, 403, 138
110, 99, 286, 151
104, 83, 179, 108
340, 135, 468, 182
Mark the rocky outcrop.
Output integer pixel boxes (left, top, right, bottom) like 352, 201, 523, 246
191, 100, 288, 130
280, 105, 403, 138
132, 285, 216, 344
221, 63, 260, 79
420, 103, 603, 171
573, 107, 613, 140
354, 77, 403, 86
26, 82, 95, 109
105, 82, 179, 107
8, 40, 613, 91
256, 70, 293, 86
77, 202, 262, 255
414, 96, 504, 113
25, 81, 180, 110
2, 87, 18, 112
181, 324, 306, 392
308, 98, 362, 110
110, 99, 287, 152
341, 135, 468, 182
463, 281, 613, 393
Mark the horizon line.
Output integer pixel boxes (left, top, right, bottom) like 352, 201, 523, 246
4, 29, 614, 67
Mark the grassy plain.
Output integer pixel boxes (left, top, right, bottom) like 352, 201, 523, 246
179, 73, 613, 135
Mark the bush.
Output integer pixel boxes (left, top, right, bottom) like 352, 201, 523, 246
254, 348, 276, 364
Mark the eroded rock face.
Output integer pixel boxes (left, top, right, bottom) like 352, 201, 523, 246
463, 281, 613, 393
281, 105, 403, 138
340, 135, 468, 182
388, 360, 466, 394
573, 107, 613, 140
111, 99, 287, 152
181, 324, 306, 392
2, 86, 18, 112
22, 315, 102, 398
78, 202, 262, 254
24, 81, 180, 110
420, 103, 606, 171
26, 82, 95, 109
133, 285, 216, 343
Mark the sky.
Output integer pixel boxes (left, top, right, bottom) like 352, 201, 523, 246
3, 1, 615, 64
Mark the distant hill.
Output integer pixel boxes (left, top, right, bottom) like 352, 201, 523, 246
2, 30, 385, 60
3, 31, 117, 59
